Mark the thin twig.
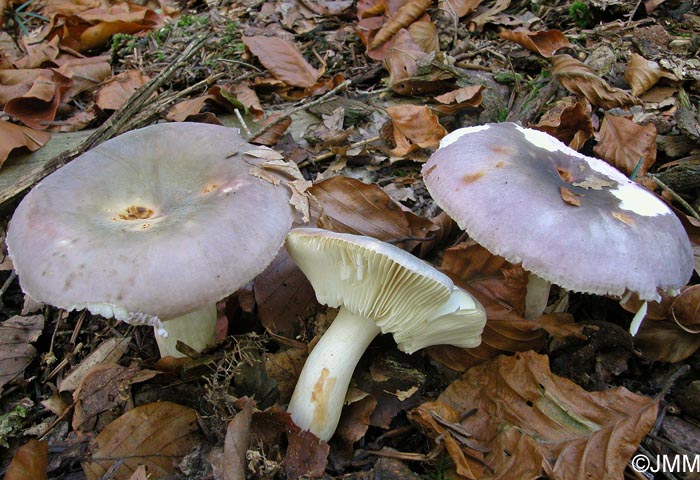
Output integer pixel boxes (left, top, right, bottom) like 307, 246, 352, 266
254, 79, 351, 139
298, 134, 383, 167
649, 174, 700, 221
235, 108, 252, 137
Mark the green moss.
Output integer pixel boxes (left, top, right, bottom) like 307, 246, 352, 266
569, 1, 594, 29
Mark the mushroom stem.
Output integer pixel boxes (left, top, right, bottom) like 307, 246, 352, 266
287, 306, 381, 441
524, 273, 552, 320
155, 304, 218, 358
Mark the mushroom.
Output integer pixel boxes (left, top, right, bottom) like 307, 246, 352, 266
285, 227, 486, 441
422, 122, 693, 330
7, 122, 299, 357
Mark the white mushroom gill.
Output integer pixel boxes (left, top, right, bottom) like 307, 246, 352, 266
285, 228, 486, 441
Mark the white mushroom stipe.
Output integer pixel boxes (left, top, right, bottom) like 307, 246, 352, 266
524, 273, 552, 320
154, 304, 217, 357
628, 301, 648, 337
285, 228, 486, 441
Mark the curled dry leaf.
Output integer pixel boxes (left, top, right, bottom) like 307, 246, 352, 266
433, 85, 484, 114
625, 53, 679, 97
3, 439, 48, 480
54, 55, 112, 102
223, 399, 254, 480
0, 120, 51, 165
96, 70, 150, 111
369, 0, 432, 50
552, 54, 640, 110
385, 104, 446, 157
250, 114, 292, 146
442, 0, 482, 17
0, 315, 44, 392
59, 336, 132, 392
385, 29, 429, 91
242, 36, 321, 89
469, 0, 511, 31
424, 351, 659, 479
427, 241, 545, 371
635, 319, 700, 363
82, 401, 201, 480
530, 96, 593, 150
498, 28, 571, 58
670, 285, 700, 333
593, 115, 657, 176
4, 69, 71, 130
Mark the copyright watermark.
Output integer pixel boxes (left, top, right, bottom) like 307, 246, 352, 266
631, 454, 700, 474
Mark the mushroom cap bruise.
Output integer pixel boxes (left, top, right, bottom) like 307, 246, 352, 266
422, 122, 693, 301
7, 122, 295, 324
285, 228, 486, 353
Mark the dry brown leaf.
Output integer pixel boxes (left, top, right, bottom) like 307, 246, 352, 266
54, 55, 112, 101
3, 439, 48, 480
427, 241, 545, 371
385, 104, 446, 157
498, 28, 571, 58
530, 96, 593, 150
72, 363, 159, 432
250, 114, 292, 145
552, 54, 640, 110
242, 36, 321, 88
369, 0, 431, 50
469, 0, 510, 31
13, 36, 60, 69
433, 85, 484, 114
96, 70, 150, 111
671, 285, 700, 333
0, 315, 44, 393
407, 17, 439, 53
442, 0, 482, 17
4, 69, 71, 130
59, 336, 132, 391
635, 318, 700, 362
44, 4, 162, 52
223, 399, 254, 480
0, 120, 51, 165
82, 401, 201, 480
310, 176, 418, 243
253, 248, 316, 338
384, 28, 429, 91
428, 351, 659, 479
128, 465, 148, 480
625, 53, 679, 97
265, 347, 307, 402
593, 115, 657, 176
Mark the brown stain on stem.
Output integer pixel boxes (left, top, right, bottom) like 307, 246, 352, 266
310, 368, 337, 430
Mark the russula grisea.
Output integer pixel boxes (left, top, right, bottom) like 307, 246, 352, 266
7, 122, 299, 357
285, 228, 486, 441
422, 122, 692, 332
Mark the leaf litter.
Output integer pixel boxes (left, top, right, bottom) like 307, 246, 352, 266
0, 0, 699, 478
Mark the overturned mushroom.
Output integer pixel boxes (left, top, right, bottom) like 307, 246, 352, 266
285, 228, 486, 441
422, 122, 692, 330
7, 122, 299, 357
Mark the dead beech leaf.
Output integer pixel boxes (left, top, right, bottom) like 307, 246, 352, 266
432, 351, 659, 479
369, 0, 431, 50
310, 176, 416, 243
13, 36, 60, 69
552, 54, 640, 110
0, 121, 51, 165
593, 115, 657, 176
265, 347, 307, 402
4, 69, 71, 130
530, 96, 593, 150
386, 104, 446, 156
634, 318, 700, 362
54, 55, 112, 101
253, 248, 315, 338
433, 85, 484, 114
3, 439, 48, 480
82, 402, 201, 480
625, 53, 679, 97
427, 241, 545, 371
442, 0, 482, 17
385, 28, 429, 91
250, 114, 292, 145
72, 363, 159, 432
0, 315, 44, 392
59, 336, 132, 392
469, 0, 511, 31
128, 465, 148, 480
670, 285, 700, 333
242, 36, 320, 88
498, 28, 571, 58
223, 399, 254, 480
96, 70, 150, 111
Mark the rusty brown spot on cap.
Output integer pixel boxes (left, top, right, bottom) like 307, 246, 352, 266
119, 205, 154, 220
556, 166, 573, 183
463, 171, 485, 183
203, 184, 218, 194
489, 144, 514, 155
424, 164, 437, 176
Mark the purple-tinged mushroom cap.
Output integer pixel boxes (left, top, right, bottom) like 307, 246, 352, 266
422, 122, 692, 313
7, 122, 298, 356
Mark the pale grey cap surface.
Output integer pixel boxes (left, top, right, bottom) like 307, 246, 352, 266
422, 122, 693, 301
7, 122, 295, 322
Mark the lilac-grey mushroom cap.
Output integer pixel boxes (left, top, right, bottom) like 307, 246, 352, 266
422, 122, 692, 301
7, 122, 295, 323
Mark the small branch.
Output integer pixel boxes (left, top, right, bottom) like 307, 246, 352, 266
649, 174, 700, 222
254, 79, 351, 139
